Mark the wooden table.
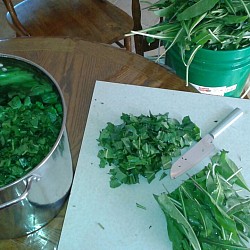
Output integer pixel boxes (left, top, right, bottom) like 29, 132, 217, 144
0, 37, 192, 250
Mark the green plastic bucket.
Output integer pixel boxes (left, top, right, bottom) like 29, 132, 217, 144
166, 45, 250, 97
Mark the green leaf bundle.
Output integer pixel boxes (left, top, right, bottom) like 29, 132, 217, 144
134, 0, 250, 51
155, 150, 250, 249
129, 0, 250, 85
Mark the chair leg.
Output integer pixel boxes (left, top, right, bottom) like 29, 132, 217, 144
115, 37, 132, 52
134, 35, 144, 56
3, 0, 30, 36
124, 36, 132, 52
131, 0, 144, 56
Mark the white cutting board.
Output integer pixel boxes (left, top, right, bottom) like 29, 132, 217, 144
58, 81, 250, 250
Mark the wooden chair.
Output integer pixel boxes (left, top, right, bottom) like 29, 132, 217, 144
2, 0, 134, 51
132, 0, 163, 56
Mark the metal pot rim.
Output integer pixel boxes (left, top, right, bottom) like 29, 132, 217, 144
0, 53, 67, 191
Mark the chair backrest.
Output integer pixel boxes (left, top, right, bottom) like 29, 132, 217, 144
3, 0, 30, 36
2, 0, 134, 50
2, 0, 159, 56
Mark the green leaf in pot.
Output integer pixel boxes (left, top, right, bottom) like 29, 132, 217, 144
0, 64, 63, 188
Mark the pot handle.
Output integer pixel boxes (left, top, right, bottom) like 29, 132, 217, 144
0, 175, 40, 210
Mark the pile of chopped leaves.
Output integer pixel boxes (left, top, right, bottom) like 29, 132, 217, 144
155, 150, 250, 250
97, 112, 200, 188
0, 64, 63, 188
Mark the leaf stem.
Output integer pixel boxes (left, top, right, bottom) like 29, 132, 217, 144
185, 45, 202, 86
226, 167, 243, 182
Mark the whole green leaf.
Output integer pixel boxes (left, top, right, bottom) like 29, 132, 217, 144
156, 151, 250, 249
211, 150, 250, 192
177, 0, 220, 21
227, 199, 250, 215
199, 237, 249, 249
165, 215, 186, 250
223, 15, 248, 24
233, 214, 250, 238
179, 185, 215, 237
166, 215, 194, 250
154, 193, 202, 250
153, 4, 175, 17
190, 176, 239, 236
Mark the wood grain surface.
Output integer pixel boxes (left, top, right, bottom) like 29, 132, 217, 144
0, 37, 192, 249
3, 0, 133, 46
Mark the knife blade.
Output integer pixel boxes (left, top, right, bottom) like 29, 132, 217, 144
170, 108, 243, 179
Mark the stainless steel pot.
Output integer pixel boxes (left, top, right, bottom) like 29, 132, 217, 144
0, 54, 73, 239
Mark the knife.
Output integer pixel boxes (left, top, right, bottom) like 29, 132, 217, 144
170, 108, 243, 179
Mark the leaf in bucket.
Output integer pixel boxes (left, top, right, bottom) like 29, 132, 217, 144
177, 0, 220, 21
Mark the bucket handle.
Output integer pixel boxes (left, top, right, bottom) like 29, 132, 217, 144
0, 175, 40, 210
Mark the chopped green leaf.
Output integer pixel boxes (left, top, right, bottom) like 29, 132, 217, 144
97, 112, 200, 187
97, 222, 105, 230
136, 202, 147, 210
159, 171, 168, 181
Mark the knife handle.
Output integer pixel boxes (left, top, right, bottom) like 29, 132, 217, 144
209, 108, 243, 139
